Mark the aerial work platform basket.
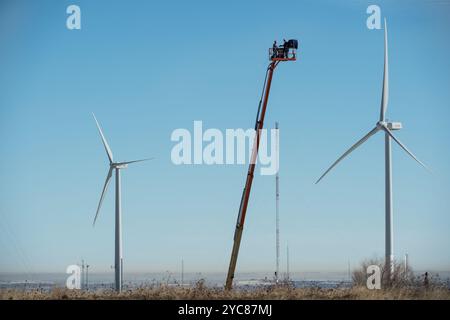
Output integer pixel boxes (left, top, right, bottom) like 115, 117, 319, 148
269, 39, 298, 61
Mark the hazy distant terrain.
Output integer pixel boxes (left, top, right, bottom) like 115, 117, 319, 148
1, 271, 449, 290
0, 272, 353, 292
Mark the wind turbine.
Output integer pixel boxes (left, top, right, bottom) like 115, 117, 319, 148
92, 113, 152, 292
316, 19, 429, 283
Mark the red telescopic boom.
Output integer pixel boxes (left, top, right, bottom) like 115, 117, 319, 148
225, 41, 297, 290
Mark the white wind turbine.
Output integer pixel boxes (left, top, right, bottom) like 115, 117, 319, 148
92, 113, 152, 292
316, 19, 429, 282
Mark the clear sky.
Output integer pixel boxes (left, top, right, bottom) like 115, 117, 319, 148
0, 0, 449, 275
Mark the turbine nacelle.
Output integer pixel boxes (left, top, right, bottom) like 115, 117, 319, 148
387, 122, 402, 131
377, 121, 402, 131
112, 163, 128, 169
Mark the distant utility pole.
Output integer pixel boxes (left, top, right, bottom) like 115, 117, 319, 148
81, 259, 85, 290
86, 264, 90, 290
286, 244, 290, 281
275, 122, 280, 284
348, 260, 351, 282
181, 259, 184, 286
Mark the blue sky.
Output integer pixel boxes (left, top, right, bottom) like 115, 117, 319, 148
0, 0, 449, 275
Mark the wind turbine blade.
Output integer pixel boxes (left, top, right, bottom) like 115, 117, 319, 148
116, 158, 154, 166
93, 167, 113, 226
316, 126, 380, 184
383, 127, 430, 172
380, 18, 389, 121
92, 113, 114, 164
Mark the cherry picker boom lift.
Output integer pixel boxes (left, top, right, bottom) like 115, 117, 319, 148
225, 39, 298, 290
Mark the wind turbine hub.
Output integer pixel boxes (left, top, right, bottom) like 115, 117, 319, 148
377, 121, 387, 129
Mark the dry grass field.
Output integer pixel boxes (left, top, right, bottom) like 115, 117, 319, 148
3, 259, 448, 300
1, 283, 449, 300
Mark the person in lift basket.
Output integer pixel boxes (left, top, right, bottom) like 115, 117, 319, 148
272, 39, 298, 59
